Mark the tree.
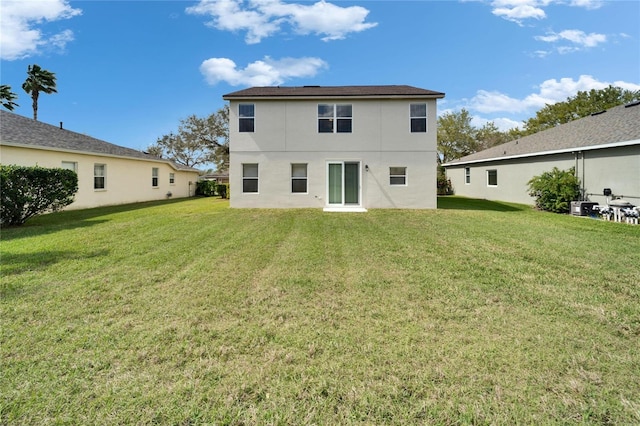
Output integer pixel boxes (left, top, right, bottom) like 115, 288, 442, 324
513, 86, 640, 138
0, 85, 19, 111
22, 64, 57, 121
437, 109, 478, 164
148, 105, 229, 170
476, 121, 509, 151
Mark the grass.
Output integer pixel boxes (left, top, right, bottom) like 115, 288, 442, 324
1, 196, 639, 425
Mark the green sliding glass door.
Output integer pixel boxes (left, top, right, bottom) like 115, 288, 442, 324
328, 162, 360, 206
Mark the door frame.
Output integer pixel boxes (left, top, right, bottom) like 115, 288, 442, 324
325, 160, 362, 208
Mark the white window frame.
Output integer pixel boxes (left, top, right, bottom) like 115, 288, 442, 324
242, 163, 259, 193
61, 161, 77, 173
465, 167, 471, 185
291, 163, 308, 194
94, 164, 106, 190
239, 103, 255, 133
152, 167, 159, 187
410, 103, 427, 133
169, 172, 175, 185
318, 104, 352, 133
487, 169, 498, 187
389, 166, 407, 186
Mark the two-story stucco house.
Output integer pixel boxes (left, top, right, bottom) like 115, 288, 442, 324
223, 85, 445, 210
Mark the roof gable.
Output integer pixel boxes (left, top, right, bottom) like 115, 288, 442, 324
0, 110, 197, 171
444, 102, 640, 166
223, 85, 445, 99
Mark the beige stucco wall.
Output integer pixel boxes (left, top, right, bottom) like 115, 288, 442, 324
1, 145, 200, 210
446, 144, 640, 206
228, 98, 439, 209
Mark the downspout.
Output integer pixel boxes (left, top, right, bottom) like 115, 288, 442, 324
581, 151, 585, 201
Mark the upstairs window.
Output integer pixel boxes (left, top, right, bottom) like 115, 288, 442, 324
152, 167, 159, 187
318, 104, 352, 133
410, 103, 427, 133
389, 167, 407, 186
239, 104, 255, 132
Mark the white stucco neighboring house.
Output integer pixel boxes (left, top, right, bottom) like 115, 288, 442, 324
442, 102, 640, 206
0, 110, 200, 210
223, 85, 445, 210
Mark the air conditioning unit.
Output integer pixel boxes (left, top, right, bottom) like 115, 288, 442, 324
571, 201, 599, 216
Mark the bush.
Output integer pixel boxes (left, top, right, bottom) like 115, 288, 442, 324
218, 183, 229, 199
1, 165, 78, 227
527, 167, 580, 213
196, 180, 217, 197
437, 166, 453, 195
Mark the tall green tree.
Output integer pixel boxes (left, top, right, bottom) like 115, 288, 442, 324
22, 64, 57, 121
148, 105, 229, 170
0, 85, 19, 111
513, 85, 640, 138
437, 109, 478, 164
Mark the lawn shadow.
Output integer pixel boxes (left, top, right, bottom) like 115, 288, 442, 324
437, 196, 528, 212
0, 198, 192, 241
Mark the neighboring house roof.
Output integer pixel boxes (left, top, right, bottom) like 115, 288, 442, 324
223, 85, 445, 99
0, 110, 198, 172
443, 102, 640, 167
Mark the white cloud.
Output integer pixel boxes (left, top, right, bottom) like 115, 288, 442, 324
199, 56, 329, 86
186, 0, 377, 44
490, 0, 603, 24
0, 0, 81, 60
535, 29, 606, 53
469, 75, 640, 115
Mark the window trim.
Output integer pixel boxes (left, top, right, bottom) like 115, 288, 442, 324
239, 103, 255, 133
291, 163, 308, 194
487, 169, 498, 187
465, 167, 471, 185
389, 166, 407, 186
242, 163, 259, 193
94, 163, 106, 190
169, 172, 175, 185
318, 104, 352, 133
410, 103, 427, 133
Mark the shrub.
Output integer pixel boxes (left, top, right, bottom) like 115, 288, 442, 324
218, 183, 229, 199
437, 166, 453, 195
196, 180, 217, 197
527, 167, 580, 213
1, 165, 78, 227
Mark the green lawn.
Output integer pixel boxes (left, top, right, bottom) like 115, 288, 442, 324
2, 197, 639, 425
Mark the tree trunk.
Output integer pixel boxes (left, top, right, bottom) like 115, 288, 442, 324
32, 92, 39, 121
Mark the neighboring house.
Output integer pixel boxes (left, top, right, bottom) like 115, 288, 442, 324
442, 102, 640, 206
0, 110, 200, 210
223, 85, 445, 210
200, 171, 229, 184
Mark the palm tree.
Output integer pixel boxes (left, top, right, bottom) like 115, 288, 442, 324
22, 64, 57, 121
0, 85, 19, 111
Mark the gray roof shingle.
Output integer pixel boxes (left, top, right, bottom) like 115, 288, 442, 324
223, 85, 445, 99
0, 110, 197, 171
444, 102, 640, 166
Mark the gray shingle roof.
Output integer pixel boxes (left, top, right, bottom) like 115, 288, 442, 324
223, 85, 445, 99
443, 102, 640, 166
0, 110, 197, 171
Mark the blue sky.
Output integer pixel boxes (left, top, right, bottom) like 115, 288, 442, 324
1, 0, 639, 156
